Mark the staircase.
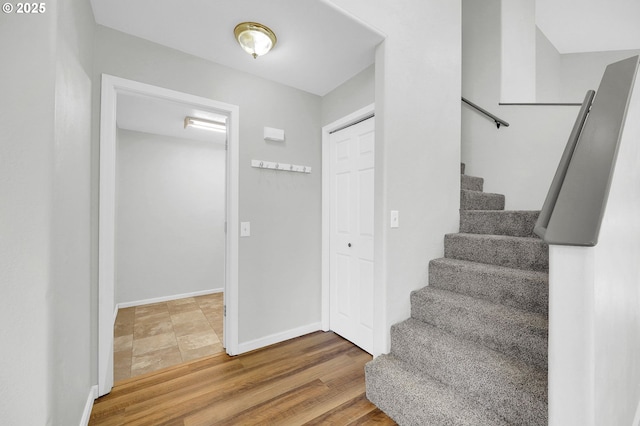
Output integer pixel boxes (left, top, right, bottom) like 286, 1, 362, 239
365, 164, 549, 425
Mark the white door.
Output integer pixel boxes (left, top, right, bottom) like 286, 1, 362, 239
329, 117, 375, 353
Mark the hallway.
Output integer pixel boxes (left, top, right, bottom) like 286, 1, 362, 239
113, 293, 224, 382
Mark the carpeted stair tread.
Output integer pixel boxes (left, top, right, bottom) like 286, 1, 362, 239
365, 354, 510, 426
460, 210, 540, 237
445, 233, 548, 272
461, 174, 484, 191
460, 189, 505, 210
390, 319, 548, 425
429, 257, 548, 315
411, 286, 548, 369
367, 164, 549, 424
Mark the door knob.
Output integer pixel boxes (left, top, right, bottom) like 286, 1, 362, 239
348, 243, 351, 247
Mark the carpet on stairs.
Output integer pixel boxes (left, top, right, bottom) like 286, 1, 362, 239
366, 164, 549, 425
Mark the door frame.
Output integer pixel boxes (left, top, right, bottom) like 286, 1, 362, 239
98, 75, 240, 396
321, 103, 376, 342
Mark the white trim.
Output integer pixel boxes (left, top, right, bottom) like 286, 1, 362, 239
79, 385, 98, 426
98, 74, 240, 397
321, 104, 376, 333
116, 288, 223, 309
633, 397, 640, 426
236, 322, 323, 354
98, 75, 117, 396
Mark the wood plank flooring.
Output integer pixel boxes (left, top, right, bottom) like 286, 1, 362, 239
89, 331, 396, 425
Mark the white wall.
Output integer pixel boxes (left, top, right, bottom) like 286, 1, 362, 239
548, 70, 640, 426
560, 49, 640, 101
321, 64, 375, 126
536, 27, 640, 103
115, 129, 225, 304
325, 0, 461, 354
92, 25, 323, 348
536, 27, 562, 103
51, 0, 95, 423
0, 9, 56, 426
489, 21, 640, 207
500, 0, 536, 102
0, 0, 95, 424
462, 0, 578, 210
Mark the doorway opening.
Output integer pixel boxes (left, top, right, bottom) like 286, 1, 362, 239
98, 75, 239, 396
112, 92, 227, 381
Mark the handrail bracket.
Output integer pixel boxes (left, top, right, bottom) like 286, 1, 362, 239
461, 97, 510, 129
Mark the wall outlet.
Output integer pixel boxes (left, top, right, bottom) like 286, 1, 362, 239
240, 222, 251, 237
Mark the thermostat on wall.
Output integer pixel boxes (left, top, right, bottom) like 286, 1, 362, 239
264, 127, 285, 142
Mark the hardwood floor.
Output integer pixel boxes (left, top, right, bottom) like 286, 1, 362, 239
90, 331, 396, 425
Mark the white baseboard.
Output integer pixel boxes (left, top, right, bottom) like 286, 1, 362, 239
237, 322, 323, 354
79, 385, 98, 426
117, 288, 223, 310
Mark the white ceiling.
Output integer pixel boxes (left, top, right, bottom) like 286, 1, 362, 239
92, 0, 639, 109
536, 0, 640, 54
90, 0, 640, 91
89, 0, 385, 96
116, 92, 228, 145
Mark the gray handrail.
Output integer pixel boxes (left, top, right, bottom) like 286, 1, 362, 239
462, 97, 510, 128
534, 55, 640, 246
534, 90, 595, 240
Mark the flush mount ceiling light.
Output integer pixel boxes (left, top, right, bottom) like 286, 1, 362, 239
234, 22, 277, 59
184, 116, 226, 133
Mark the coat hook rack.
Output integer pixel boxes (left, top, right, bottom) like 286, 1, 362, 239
251, 159, 311, 174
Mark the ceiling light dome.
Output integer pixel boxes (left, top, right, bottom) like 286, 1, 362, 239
234, 22, 277, 59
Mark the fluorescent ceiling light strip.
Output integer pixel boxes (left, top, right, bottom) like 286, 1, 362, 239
184, 116, 226, 133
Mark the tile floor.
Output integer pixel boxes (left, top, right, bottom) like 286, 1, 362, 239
113, 293, 224, 382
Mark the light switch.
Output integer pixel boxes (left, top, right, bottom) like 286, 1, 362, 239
241, 222, 251, 237
390, 211, 399, 228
